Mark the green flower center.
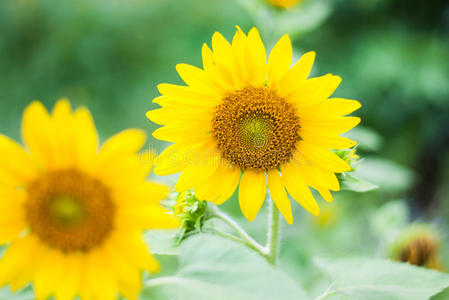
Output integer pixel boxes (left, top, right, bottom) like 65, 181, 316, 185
49, 196, 86, 228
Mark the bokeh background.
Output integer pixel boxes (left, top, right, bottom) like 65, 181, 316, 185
1, 0, 449, 298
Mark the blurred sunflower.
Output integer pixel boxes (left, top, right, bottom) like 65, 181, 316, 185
0, 99, 177, 300
147, 27, 360, 224
390, 224, 444, 271
267, 0, 302, 9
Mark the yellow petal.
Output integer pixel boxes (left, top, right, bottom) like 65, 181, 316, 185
238, 170, 266, 221
85, 251, 117, 300
267, 170, 293, 224
279, 51, 316, 97
54, 255, 83, 300
176, 63, 222, 95
298, 162, 340, 191
288, 74, 341, 108
128, 205, 179, 229
202, 44, 235, 91
175, 155, 220, 192
281, 163, 320, 216
153, 143, 190, 175
301, 116, 361, 134
267, 34, 292, 89
146, 106, 212, 125
104, 244, 141, 300
301, 98, 361, 116
245, 27, 267, 86
0, 187, 26, 243
232, 27, 250, 85
0, 235, 41, 288
194, 164, 241, 205
73, 107, 99, 171
34, 249, 65, 300
212, 31, 244, 89
316, 187, 334, 202
22, 101, 54, 168
0, 134, 37, 186
99, 129, 146, 163
300, 129, 357, 149
152, 122, 210, 143
157, 83, 221, 107
49, 99, 78, 169
299, 142, 352, 173
114, 232, 160, 273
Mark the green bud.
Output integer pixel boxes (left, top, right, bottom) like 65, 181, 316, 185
335, 147, 360, 172
168, 190, 208, 243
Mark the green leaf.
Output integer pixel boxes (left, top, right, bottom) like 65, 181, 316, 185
314, 257, 449, 300
340, 173, 378, 192
145, 230, 180, 255
352, 157, 415, 192
142, 234, 310, 300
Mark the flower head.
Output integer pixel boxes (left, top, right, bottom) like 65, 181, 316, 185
147, 27, 361, 224
267, 0, 302, 9
0, 99, 178, 300
389, 224, 444, 270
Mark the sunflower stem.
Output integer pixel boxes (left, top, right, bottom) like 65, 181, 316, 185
209, 202, 281, 266
266, 198, 280, 266
209, 205, 267, 257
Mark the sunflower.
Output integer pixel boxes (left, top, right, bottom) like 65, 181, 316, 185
390, 224, 444, 271
147, 27, 361, 224
267, 0, 302, 9
0, 99, 177, 300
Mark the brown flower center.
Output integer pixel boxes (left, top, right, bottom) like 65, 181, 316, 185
399, 236, 438, 267
25, 169, 115, 253
212, 87, 301, 171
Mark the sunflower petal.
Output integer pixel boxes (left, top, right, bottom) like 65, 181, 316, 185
0, 134, 37, 186
194, 164, 241, 205
288, 74, 341, 107
22, 101, 54, 168
279, 51, 316, 97
246, 27, 267, 86
267, 170, 293, 224
280, 163, 320, 216
267, 34, 292, 89
238, 170, 266, 221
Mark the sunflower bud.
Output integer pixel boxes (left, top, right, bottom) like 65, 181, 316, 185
335, 147, 360, 172
389, 224, 444, 271
169, 190, 208, 242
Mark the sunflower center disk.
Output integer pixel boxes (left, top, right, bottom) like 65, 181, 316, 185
212, 87, 301, 171
26, 169, 115, 253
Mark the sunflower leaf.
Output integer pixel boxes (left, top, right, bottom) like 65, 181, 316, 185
339, 173, 378, 192
314, 257, 449, 300
142, 234, 310, 300
144, 230, 180, 255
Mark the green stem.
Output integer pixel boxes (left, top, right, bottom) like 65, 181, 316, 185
209, 198, 281, 267
266, 198, 280, 266
209, 205, 266, 257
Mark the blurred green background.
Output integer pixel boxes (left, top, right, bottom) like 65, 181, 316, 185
1, 0, 449, 297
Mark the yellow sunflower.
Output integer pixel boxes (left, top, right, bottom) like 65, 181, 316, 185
267, 0, 302, 9
0, 99, 178, 300
147, 27, 361, 224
